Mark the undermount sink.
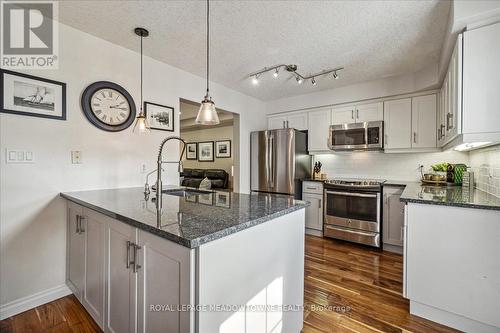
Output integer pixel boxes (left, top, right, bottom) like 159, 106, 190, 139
162, 188, 213, 197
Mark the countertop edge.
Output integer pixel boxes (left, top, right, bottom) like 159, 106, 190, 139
60, 192, 308, 248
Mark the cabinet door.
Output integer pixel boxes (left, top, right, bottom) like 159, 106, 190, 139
355, 102, 383, 123
106, 219, 136, 333
308, 108, 332, 151
383, 187, 405, 246
446, 37, 462, 142
383, 98, 412, 149
411, 94, 437, 149
267, 116, 286, 130
303, 193, 323, 231
331, 106, 355, 125
437, 90, 446, 146
82, 209, 105, 329
67, 202, 84, 299
287, 112, 308, 130
136, 230, 193, 333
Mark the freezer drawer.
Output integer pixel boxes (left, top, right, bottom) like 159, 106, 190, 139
323, 224, 380, 247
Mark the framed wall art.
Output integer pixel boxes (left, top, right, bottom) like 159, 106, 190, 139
215, 140, 231, 158
198, 141, 214, 162
145, 102, 174, 131
185, 143, 198, 160
1, 69, 66, 120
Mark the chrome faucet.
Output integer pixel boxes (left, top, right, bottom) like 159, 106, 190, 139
156, 136, 186, 211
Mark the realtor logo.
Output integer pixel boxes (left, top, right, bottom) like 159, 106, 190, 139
1, 1, 59, 69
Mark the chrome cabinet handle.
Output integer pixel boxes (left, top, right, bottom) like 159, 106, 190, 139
413, 132, 417, 144
356, 109, 359, 119
133, 244, 142, 273
286, 120, 289, 128
318, 199, 321, 209
351, 110, 354, 119
437, 128, 441, 140
76, 215, 81, 234
126, 241, 132, 269
78, 216, 85, 234
447, 113, 453, 130
440, 125, 445, 139
306, 187, 317, 190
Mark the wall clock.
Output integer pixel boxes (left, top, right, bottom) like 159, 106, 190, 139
81, 81, 136, 131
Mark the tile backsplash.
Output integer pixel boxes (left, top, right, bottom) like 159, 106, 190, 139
469, 144, 500, 198
313, 150, 469, 182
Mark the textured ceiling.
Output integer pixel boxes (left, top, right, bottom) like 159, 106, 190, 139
58, 0, 450, 101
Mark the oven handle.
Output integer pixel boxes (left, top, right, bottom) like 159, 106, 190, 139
325, 190, 378, 198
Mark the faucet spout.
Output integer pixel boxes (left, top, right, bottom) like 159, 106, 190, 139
155, 136, 186, 212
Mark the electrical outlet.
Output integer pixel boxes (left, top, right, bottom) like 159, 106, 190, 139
71, 151, 82, 164
141, 164, 147, 174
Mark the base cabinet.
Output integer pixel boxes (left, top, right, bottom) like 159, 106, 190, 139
382, 187, 405, 251
67, 202, 84, 299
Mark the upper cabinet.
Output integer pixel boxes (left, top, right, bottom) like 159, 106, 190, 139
411, 95, 437, 149
384, 98, 412, 150
331, 102, 383, 125
267, 112, 308, 130
308, 108, 332, 152
463, 22, 500, 136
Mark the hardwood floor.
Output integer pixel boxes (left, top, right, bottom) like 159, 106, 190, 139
0, 235, 460, 333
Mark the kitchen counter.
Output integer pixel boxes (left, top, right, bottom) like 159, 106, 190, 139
400, 182, 500, 211
61, 186, 308, 248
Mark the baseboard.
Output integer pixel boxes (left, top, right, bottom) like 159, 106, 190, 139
410, 301, 500, 333
305, 228, 323, 237
0, 284, 72, 320
383, 243, 403, 254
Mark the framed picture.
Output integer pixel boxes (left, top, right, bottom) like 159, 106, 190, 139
198, 193, 214, 206
185, 143, 197, 160
144, 102, 174, 131
215, 192, 231, 208
1, 69, 66, 120
198, 141, 214, 162
215, 140, 231, 158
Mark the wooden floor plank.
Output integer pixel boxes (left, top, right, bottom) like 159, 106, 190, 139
0, 236, 461, 333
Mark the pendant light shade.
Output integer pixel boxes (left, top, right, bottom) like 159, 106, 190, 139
133, 27, 151, 133
195, 0, 220, 125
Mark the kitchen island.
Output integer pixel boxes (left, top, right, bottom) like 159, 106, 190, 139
61, 187, 307, 333
400, 184, 500, 333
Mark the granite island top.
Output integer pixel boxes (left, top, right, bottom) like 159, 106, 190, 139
61, 186, 308, 248
400, 182, 500, 211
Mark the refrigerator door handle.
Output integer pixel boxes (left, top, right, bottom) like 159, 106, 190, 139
269, 134, 274, 187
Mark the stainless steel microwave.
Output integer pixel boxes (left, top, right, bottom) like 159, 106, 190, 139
328, 121, 384, 151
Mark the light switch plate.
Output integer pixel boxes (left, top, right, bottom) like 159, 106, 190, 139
5, 149, 34, 164
71, 151, 82, 164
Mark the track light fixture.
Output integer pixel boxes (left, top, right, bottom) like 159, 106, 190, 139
248, 64, 343, 87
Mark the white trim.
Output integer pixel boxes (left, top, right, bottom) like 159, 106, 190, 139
0, 284, 72, 320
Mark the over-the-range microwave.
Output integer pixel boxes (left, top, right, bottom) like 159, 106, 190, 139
328, 121, 384, 151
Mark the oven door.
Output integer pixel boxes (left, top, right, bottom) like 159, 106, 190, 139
324, 190, 380, 232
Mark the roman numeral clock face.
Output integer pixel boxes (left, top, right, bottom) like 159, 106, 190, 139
81, 82, 136, 132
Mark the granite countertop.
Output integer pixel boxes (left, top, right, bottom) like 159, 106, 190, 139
400, 182, 500, 211
61, 187, 308, 248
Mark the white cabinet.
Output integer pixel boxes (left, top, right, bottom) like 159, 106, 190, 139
383, 98, 412, 149
307, 108, 331, 152
382, 186, 405, 249
445, 35, 462, 142
463, 23, 500, 135
82, 209, 105, 328
331, 102, 383, 125
106, 217, 137, 333
267, 112, 308, 130
411, 94, 437, 149
268, 115, 287, 130
287, 112, 308, 130
302, 181, 324, 232
67, 202, 84, 299
331, 105, 355, 125
136, 230, 192, 333
356, 102, 384, 123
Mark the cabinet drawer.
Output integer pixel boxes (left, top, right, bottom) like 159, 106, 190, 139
302, 181, 323, 194
324, 225, 380, 247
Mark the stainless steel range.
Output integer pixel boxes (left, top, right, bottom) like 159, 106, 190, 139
323, 179, 385, 247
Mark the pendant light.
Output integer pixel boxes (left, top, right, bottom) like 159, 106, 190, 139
195, 0, 220, 125
133, 27, 151, 133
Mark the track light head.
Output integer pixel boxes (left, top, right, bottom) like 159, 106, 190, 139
333, 71, 339, 79
251, 75, 259, 85
273, 68, 279, 78
296, 75, 303, 84
311, 77, 316, 86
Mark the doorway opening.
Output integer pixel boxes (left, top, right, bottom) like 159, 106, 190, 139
179, 99, 240, 192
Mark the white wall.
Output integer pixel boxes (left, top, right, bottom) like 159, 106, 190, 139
469, 144, 500, 198
0, 23, 266, 308
266, 65, 439, 114
313, 150, 469, 182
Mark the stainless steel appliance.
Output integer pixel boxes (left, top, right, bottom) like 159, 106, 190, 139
250, 129, 311, 198
328, 121, 384, 151
323, 179, 384, 247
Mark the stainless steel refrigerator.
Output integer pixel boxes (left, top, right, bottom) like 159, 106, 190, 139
250, 128, 311, 199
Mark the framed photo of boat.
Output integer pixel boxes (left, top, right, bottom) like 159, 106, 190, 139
0, 69, 66, 120
144, 102, 174, 131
